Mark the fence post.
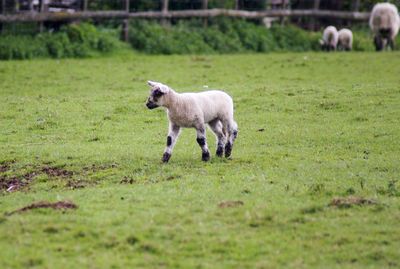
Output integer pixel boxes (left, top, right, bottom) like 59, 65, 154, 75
83, 0, 88, 11
0, 0, 4, 32
202, 0, 208, 27
353, 0, 360, 11
39, 0, 46, 33
235, 0, 239, 10
161, 0, 169, 26
28, 0, 34, 12
310, 0, 320, 30
122, 0, 130, 42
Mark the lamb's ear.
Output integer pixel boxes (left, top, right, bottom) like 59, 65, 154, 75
147, 81, 158, 87
158, 84, 169, 94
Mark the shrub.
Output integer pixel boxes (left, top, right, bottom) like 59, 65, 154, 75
0, 35, 47, 60
0, 23, 123, 60
271, 24, 316, 52
129, 19, 328, 54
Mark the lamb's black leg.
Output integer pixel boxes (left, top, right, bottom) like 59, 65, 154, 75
196, 126, 210, 161
225, 121, 238, 158
162, 124, 180, 163
208, 119, 225, 157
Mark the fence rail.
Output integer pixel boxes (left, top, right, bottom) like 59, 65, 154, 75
0, 9, 370, 23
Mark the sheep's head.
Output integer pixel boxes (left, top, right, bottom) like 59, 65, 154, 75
146, 81, 169, 109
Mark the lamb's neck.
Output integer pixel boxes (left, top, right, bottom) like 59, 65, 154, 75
163, 89, 182, 110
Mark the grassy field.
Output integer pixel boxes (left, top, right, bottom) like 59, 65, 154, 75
0, 52, 399, 268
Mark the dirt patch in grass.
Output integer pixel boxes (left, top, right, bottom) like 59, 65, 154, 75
41, 166, 73, 178
120, 176, 136, 184
0, 171, 37, 192
218, 200, 244, 208
1, 165, 74, 192
0, 160, 15, 173
329, 196, 377, 208
83, 163, 118, 172
65, 179, 90, 189
1, 163, 111, 192
6, 200, 78, 215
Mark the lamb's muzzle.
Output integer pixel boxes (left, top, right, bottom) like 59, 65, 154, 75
145, 81, 238, 163
146, 99, 158, 109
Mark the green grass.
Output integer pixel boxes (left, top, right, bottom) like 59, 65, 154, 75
0, 52, 400, 268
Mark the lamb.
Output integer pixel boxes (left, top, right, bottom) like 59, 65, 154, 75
369, 3, 400, 51
320, 26, 339, 51
145, 81, 238, 163
337, 28, 353, 51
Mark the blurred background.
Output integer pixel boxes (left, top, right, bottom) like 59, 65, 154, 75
0, 0, 399, 59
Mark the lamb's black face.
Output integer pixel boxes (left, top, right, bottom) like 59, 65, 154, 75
146, 88, 164, 109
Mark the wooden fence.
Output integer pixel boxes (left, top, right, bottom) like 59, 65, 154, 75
0, 0, 371, 41
0, 9, 371, 22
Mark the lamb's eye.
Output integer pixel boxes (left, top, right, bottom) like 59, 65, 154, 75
153, 89, 163, 97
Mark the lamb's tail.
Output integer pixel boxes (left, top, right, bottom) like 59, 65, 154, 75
232, 121, 238, 139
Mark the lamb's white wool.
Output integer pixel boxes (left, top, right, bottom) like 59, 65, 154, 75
321, 26, 339, 51
145, 81, 238, 163
369, 3, 400, 51
338, 28, 353, 51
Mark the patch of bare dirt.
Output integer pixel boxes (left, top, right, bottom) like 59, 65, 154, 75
6, 200, 78, 216
0, 171, 37, 192
65, 179, 93, 189
1, 165, 74, 193
218, 200, 244, 208
120, 176, 136, 184
2, 162, 116, 193
83, 163, 118, 172
41, 166, 73, 178
329, 196, 377, 208
0, 160, 15, 173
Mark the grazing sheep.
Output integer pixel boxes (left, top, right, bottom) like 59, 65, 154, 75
338, 29, 353, 51
320, 26, 339, 51
145, 81, 238, 163
369, 3, 400, 51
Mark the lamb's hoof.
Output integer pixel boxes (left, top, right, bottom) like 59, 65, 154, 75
216, 146, 224, 157
202, 151, 210, 162
225, 143, 232, 158
162, 152, 171, 163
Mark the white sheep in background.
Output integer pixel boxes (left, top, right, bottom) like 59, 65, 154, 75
338, 28, 353, 51
320, 26, 339, 51
145, 81, 238, 163
369, 3, 400, 51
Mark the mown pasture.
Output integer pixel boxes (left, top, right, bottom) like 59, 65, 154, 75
0, 52, 399, 268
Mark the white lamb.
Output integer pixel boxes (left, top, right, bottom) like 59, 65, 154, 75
337, 28, 353, 51
369, 3, 400, 51
145, 81, 238, 163
320, 26, 339, 51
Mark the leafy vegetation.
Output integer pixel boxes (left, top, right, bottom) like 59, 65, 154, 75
0, 23, 125, 60
2, 18, 400, 59
129, 19, 400, 54
129, 19, 321, 54
0, 52, 399, 268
